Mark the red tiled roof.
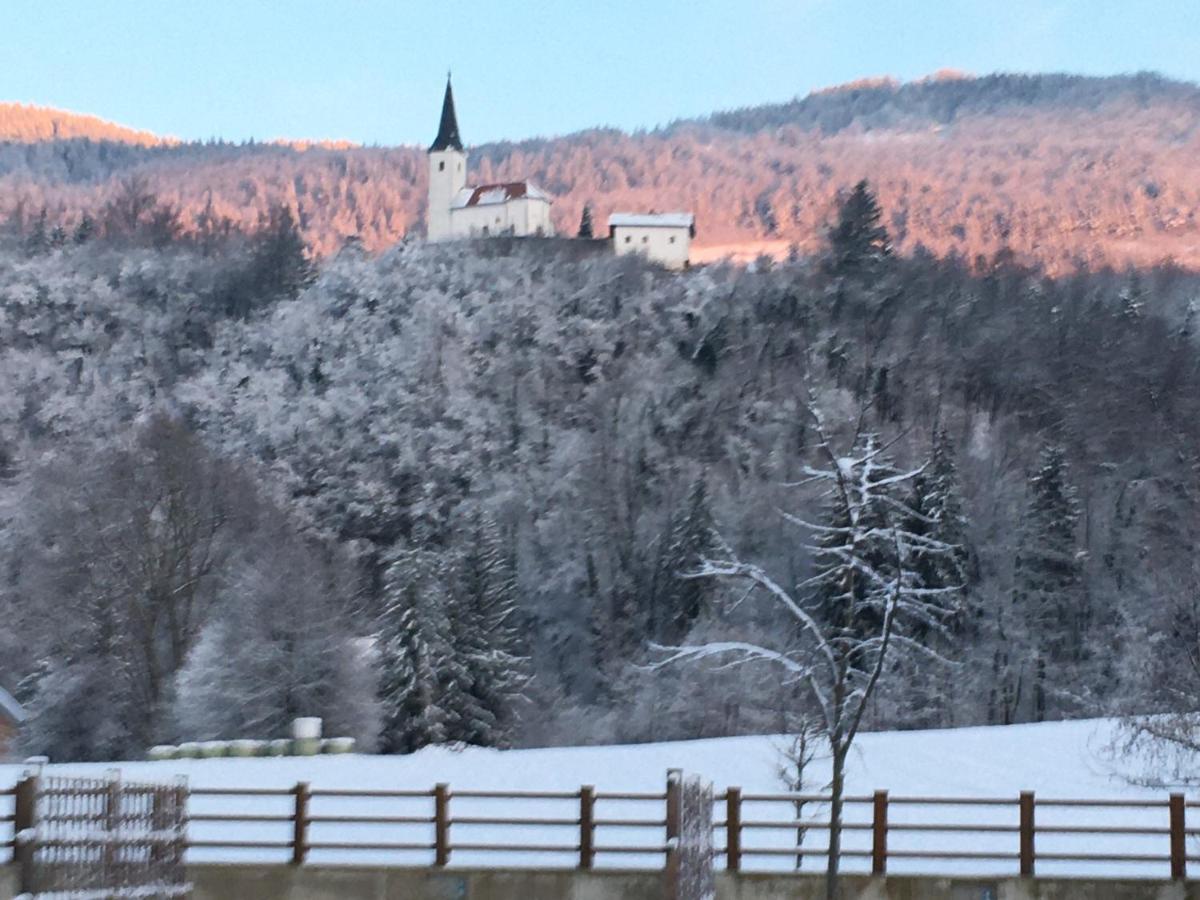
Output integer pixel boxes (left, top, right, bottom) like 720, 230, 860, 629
453, 181, 551, 208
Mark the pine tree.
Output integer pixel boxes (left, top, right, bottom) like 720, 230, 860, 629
1012, 443, 1084, 721
376, 549, 471, 754
250, 203, 314, 300
810, 433, 905, 645
652, 478, 718, 642
577, 204, 594, 239
25, 209, 49, 256
905, 429, 971, 631
72, 213, 96, 245
825, 180, 890, 282
452, 513, 528, 747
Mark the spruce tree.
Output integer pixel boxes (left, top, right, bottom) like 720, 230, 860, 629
453, 513, 528, 747
25, 209, 49, 257
72, 213, 96, 245
811, 433, 905, 645
1012, 443, 1084, 720
577, 203, 594, 239
905, 429, 971, 631
376, 549, 471, 754
825, 180, 890, 282
653, 478, 718, 642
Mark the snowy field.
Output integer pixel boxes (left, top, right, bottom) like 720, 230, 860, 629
0, 718, 1190, 879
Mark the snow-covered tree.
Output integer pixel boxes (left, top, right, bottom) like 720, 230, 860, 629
376, 548, 470, 753
1011, 443, 1085, 721
651, 477, 718, 643
453, 512, 529, 747
653, 403, 959, 900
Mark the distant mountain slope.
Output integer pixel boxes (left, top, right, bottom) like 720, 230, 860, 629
0, 102, 170, 146
4, 73, 1200, 270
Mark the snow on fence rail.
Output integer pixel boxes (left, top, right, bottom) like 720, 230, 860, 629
7, 773, 1200, 881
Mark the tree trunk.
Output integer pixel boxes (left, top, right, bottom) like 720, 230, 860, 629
825, 745, 846, 900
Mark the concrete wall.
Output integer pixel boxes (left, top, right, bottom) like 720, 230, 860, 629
3, 866, 1198, 899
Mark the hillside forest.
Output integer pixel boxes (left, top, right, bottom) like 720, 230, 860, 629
1, 171, 1199, 762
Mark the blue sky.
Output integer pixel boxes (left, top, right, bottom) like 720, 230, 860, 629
3, 0, 1199, 145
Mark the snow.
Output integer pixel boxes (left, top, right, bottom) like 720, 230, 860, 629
0, 718, 1188, 879
608, 212, 694, 229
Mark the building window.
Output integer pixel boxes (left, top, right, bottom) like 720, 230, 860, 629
482, 225, 490, 236
439, 161, 445, 172
624, 235, 632, 244
642, 236, 649, 244
669, 235, 676, 244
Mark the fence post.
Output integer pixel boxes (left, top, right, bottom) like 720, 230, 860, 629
579, 785, 595, 870
664, 768, 682, 894
291, 782, 310, 866
725, 787, 741, 873
1019, 791, 1035, 877
1170, 793, 1186, 880
434, 783, 451, 867
871, 790, 888, 876
13, 775, 38, 894
104, 772, 121, 884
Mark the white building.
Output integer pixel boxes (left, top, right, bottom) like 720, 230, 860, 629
426, 78, 554, 241
609, 213, 695, 269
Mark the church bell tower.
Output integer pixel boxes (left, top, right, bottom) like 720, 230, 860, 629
427, 75, 467, 241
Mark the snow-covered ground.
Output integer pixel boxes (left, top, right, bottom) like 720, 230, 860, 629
0, 718, 1188, 879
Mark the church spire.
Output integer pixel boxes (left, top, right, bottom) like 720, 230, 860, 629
429, 75, 463, 153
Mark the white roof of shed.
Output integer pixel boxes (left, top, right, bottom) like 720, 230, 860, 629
608, 212, 694, 229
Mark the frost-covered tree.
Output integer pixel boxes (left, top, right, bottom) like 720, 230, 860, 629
453, 512, 529, 747
376, 548, 472, 753
651, 477, 719, 643
15, 416, 248, 757
173, 526, 379, 747
653, 404, 959, 900
1010, 443, 1085, 721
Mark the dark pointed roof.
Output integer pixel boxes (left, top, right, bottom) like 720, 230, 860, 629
429, 77, 463, 153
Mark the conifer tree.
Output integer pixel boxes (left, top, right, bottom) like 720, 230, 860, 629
72, 213, 95, 245
653, 478, 718, 642
577, 203, 594, 239
905, 429, 971, 630
453, 513, 528, 747
825, 180, 890, 282
1012, 443, 1084, 721
376, 549, 471, 753
24, 209, 48, 256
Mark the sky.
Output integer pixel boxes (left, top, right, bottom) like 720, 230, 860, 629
3, 0, 1199, 146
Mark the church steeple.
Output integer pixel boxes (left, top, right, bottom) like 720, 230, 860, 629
429, 75, 463, 153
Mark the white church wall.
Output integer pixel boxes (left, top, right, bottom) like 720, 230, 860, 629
450, 198, 553, 238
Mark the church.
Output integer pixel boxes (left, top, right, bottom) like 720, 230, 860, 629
424, 77, 694, 268
425, 78, 554, 241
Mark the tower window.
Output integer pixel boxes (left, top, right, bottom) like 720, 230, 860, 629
439, 161, 445, 171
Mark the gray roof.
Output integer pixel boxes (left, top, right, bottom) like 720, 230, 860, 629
0, 687, 26, 724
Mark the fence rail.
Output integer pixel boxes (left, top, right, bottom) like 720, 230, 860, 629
5, 774, 1197, 880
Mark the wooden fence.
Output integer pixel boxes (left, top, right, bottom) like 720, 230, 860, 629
5, 775, 1200, 880
4, 772, 189, 897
